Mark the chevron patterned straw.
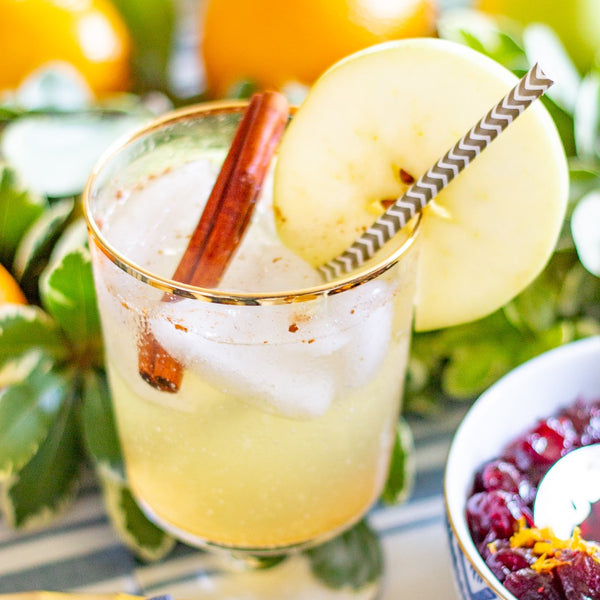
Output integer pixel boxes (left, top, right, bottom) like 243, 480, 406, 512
319, 63, 554, 282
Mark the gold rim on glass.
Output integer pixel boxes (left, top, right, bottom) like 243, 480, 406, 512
83, 100, 421, 306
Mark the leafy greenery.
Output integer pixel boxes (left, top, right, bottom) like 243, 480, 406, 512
14, 198, 75, 301
0, 165, 46, 267
80, 369, 175, 560
109, 0, 176, 95
2, 376, 80, 529
381, 418, 415, 505
0, 352, 68, 477
405, 10, 600, 416
306, 519, 383, 590
0, 75, 174, 559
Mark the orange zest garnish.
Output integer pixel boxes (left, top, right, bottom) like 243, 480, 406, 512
508, 519, 600, 574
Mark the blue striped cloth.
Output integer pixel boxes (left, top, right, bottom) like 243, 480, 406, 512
0, 406, 466, 598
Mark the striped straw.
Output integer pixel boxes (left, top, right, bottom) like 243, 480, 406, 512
319, 63, 554, 282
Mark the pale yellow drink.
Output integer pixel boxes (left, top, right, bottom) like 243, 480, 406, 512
84, 103, 419, 552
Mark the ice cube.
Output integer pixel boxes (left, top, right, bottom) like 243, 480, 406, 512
337, 301, 393, 388
149, 298, 338, 417
149, 280, 394, 418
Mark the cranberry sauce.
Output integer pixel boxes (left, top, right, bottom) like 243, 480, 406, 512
466, 397, 600, 600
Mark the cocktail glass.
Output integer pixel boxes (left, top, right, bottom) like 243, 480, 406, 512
83, 101, 420, 597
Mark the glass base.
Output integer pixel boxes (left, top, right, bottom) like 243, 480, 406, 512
137, 499, 383, 599
145, 549, 381, 600
137, 495, 368, 557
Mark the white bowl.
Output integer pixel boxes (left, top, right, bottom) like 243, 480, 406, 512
444, 335, 600, 600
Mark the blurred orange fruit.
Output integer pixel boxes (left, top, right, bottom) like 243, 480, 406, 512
0, 264, 26, 305
0, 0, 132, 96
201, 0, 439, 97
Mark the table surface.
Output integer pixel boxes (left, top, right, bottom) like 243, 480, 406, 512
0, 405, 467, 598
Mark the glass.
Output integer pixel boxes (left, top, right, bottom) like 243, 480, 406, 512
83, 101, 420, 595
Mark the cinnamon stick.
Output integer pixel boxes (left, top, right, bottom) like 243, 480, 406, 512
138, 92, 290, 392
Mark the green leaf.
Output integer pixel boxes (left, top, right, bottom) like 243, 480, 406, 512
46, 218, 89, 261
404, 392, 446, 417
40, 243, 102, 366
522, 24, 581, 114
0, 105, 25, 123
109, 0, 175, 94
409, 311, 526, 403
518, 322, 574, 363
405, 354, 431, 396
0, 164, 46, 268
13, 197, 74, 299
558, 260, 594, 316
441, 338, 516, 399
571, 190, 600, 276
305, 519, 382, 590
99, 471, 175, 562
437, 9, 528, 72
381, 417, 414, 505
226, 79, 260, 100
0, 354, 69, 478
572, 317, 600, 338
81, 369, 124, 479
438, 13, 578, 157
539, 94, 577, 158
1, 378, 83, 529
242, 555, 288, 569
503, 277, 558, 333
568, 164, 600, 207
2, 112, 148, 198
574, 71, 600, 161
13, 64, 92, 112
561, 260, 600, 317
0, 304, 67, 369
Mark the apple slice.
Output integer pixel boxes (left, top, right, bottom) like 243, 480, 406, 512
273, 38, 569, 331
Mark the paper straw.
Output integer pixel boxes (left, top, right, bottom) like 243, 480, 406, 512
319, 63, 554, 282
